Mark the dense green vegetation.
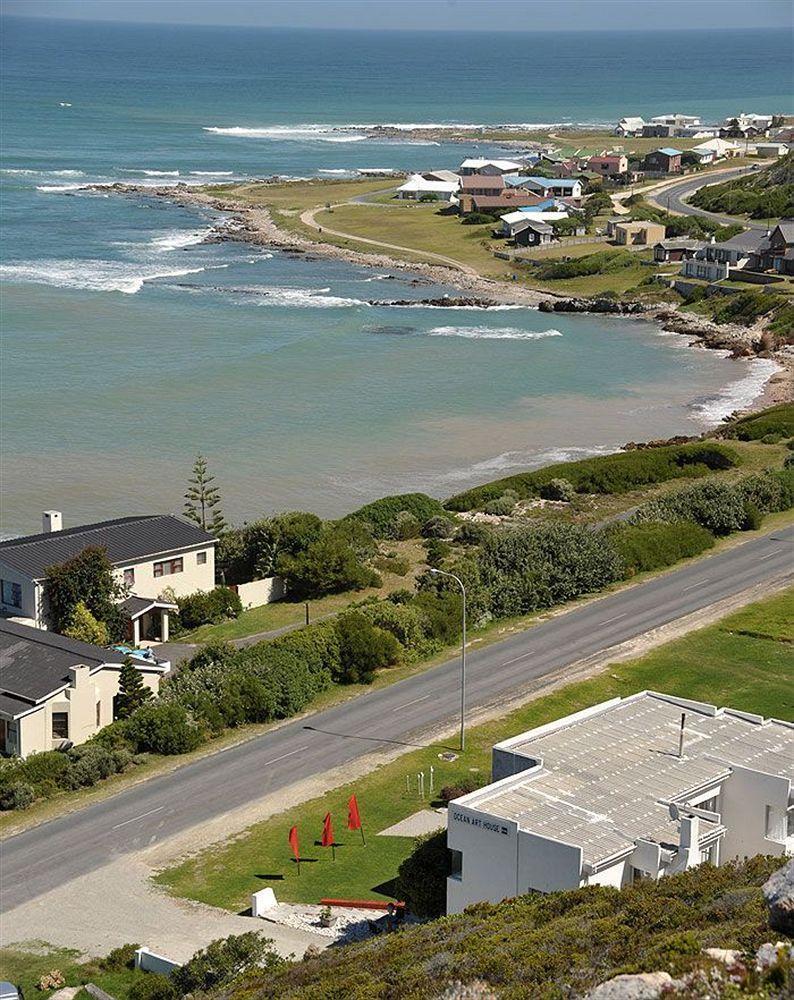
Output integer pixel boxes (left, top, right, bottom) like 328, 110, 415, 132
532, 248, 637, 280
621, 193, 743, 241
720, 402, 794, 441
156, 587, 793, 913
684, 288, 793, 330
344, 493, 449, 538
445, 442, 738, 510
608, 520, 715, 574
43, 546, 127, 641
228, 857, 789, 999
690, 151, 794, 219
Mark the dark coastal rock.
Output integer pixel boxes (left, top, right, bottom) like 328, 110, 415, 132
370, 296, 499, 308
763, 859, 794, 934
540, 297, 647, 315
623, 434, 702, 451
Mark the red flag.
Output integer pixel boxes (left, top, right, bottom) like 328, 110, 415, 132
288, 825, 300, 862
321, 811, 334, 848
347, 794, 362, 831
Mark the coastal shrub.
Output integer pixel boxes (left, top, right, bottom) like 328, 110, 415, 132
14, 750, 70, 793
172, 932, 284, 993
461, 211, 498, 225
454, 521, 491, 545
269, 618, 342, 679
0, 781, 35, 810
422, 515, 456, 539
392, 510, 422, 539
478, 522, 623, 617
483, 495, 516, 516
100, 942, 140, 972
357, 600, 430, 654
422, 538, 450, 569
127, 974, 177, 1000
217, 511, 324, 585
722, 403, 794, 441
334, 611, 402, 684
276, 524, 380, 598
125, 702, 203, 756
439, 774, 485, 804
444, 443, 739, 510
176, 586, 243, 631
610, 521, 715, 576
345, 492, 447, 538
395, 830, 451, 919
539, 477, 576, 502
373, 554, 411, 576
533, 248, 636, 280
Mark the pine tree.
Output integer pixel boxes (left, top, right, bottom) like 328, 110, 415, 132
184, 454, 227, 534
116, 656, 153, 719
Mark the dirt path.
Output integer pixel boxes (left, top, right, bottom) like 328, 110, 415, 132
299, 203, 481, 275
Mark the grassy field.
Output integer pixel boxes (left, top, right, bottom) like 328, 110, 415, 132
0, 942, 141, 996
206, 177, 392, 211
155, 587, 794, 912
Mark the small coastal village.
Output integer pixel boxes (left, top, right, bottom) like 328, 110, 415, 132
2, 20, 794, 997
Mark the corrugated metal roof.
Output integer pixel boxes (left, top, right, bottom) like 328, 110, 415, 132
474, 693, 793, 865
0, 618, 125, 704
0, 514, 216, 579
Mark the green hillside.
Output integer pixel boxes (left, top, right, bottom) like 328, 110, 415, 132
225, 856, 789, 999
690, 151, 794, 218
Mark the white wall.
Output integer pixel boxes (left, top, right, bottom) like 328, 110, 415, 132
517, 830, 583, 893
720, 765, 791, 861
113, 544, 216, 599
0, 562, 41, 624
234, 576, 285, 609
135, 947, 180, 977
446, 802, 520, 913
584, 859, 629, 888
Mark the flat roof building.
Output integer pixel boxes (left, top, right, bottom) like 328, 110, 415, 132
447, 692, 794, 914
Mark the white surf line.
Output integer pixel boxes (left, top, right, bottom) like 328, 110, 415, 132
391, 694, 430, 713
111, 805, 164, 830
261, 745, 309, 767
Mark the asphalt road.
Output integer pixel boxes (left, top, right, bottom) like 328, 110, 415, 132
647, 167, 767, 230
3, 526, 792, 910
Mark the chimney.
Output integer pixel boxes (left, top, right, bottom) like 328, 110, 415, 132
42, 510, 62, 533
678, 713, 686, 758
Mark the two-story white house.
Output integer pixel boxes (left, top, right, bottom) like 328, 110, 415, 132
447, 692, 793, 914
0, 511, 217, 644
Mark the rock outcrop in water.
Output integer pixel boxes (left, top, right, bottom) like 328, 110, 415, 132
369, 296, 499, 308
539, 297, 647, 315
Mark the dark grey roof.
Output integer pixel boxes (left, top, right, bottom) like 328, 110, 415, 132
0, 691, 32, 717
773, 221, 794, 243
121, 595, 178, 618
0, 514, 215, 579
719, 230, 762, 252
0, 619, 125, 705
520, 220, 555, 233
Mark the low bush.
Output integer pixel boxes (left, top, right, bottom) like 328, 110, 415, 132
172, 932, 284, 993
439, 774, 484, 804
335, 611, 402, 683
276, 523, 380, 598
461, 211, 498, 225
394, 830, 451, 919
100, 942, 140, 971
175, 586, 243, 632
609, 520, 715, 575
373, 554, 411, 576
125, 702, 204, 755
533, 248, 636, 280
422, 515, 456, 539
391, 510, 421, 539
345, 492, 447, 538
483, 495, 516, 516
0, 781, 35, 810
445, 443, 739, 510
722, 403, 794, 441
127, 975, 177, 1000
424, 537, 451, 568
539, 477, 575, 501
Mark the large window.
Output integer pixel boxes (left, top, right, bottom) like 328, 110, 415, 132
52, 712, 69, 740
154, 557, 183, 578
1, 579, 21, 608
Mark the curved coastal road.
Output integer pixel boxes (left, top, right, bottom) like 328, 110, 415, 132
3, 526, 792, 911
646, 166, 767, 230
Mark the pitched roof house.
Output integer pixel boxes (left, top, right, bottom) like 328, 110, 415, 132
520, 176, 583, 200
458, 158, 523, 176
0, 512, 217, 641
644, 148, 683, 174
0, 619, 167, 757
586, 154, 628, 176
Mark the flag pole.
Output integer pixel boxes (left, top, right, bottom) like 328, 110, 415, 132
360, 824, 366, 846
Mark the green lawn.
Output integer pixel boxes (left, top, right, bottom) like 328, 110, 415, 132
0, 943, 141, 996
154, 587, 794, 912
205, 177, 391, 211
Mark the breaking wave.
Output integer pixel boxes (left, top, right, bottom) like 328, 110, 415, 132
428, 326, 562, 340
0, 259, 227, 295
149, 227, 215, 252
203, 125, 368, 142
438, 444, 619, 483
689, 358, 781, 425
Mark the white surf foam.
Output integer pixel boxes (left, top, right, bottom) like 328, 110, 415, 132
689, 357, 781, 425
189, 170, 235, 176
439, 444, 619, 483
134, 169, 181, 177
149, 227, 214, 252
35, 183, 87, 192
203, 125, 368, 142
428, 325, 562, 340
0, 259, 219, 295
242, 285, 369, 308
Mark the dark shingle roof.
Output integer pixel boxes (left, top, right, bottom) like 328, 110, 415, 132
719, 230, 762, 252
0, 619, 125, 705
121, 595, 177, 618
773, 221, 794, 243
0, 514, 215, 579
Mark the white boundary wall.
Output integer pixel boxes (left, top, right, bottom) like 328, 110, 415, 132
234, 576, 286, 609
134, 946, 181, 977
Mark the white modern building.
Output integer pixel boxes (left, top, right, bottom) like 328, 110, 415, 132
0, 512, 217, 642
447, 692, 794, 914
458, 158, 523, 176
650, 113, 702, 128
395, 173, 459, 201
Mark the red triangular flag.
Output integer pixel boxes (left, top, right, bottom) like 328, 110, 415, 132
288, 824, 300, 862
321, 811, 334, 847
348, 794, 362, 831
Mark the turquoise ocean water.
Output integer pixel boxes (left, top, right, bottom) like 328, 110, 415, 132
1, 18, 790, 533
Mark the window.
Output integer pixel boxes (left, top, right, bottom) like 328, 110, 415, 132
1, 579, 21, 608
196, 551, 207, 566
153, 557, 183, 578
96, 701, 102, 728
52, 712, 69, 740
123, 567, 135, 587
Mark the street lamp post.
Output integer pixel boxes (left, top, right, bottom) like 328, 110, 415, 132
429, 568, 467, 752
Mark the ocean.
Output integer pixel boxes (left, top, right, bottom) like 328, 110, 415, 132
1, 17, 789, 534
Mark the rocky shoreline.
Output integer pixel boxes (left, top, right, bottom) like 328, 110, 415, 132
85, 181, 792, 415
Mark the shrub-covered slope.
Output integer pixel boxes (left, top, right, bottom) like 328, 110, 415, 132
224, 856, 786, 1000
690, 151, 794, 218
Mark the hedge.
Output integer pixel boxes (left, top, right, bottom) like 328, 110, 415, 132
445, 443, 739, 511
609, 520, 715, 575
721, 402, 794, 442
344, 493, 448, 537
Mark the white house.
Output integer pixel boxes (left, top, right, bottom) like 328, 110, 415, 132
395, 173, 459, 201
520, 176, 583, 200
0, 619, 167, 757
614, 117, 645, 137
754, 142, 789, 158
458, 158, 523, 176
499, 209, 568, 236
650, 113, 701, 128
690, 137, 744, 163
447, 692, 793, 914
0, 512, 217, 642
